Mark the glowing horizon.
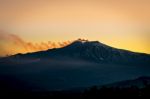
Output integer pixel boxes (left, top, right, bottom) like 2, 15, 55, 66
0, 0, 150, 56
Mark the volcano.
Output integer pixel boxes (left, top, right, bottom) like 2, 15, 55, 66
0, 39, 150, 91
5, 39, 150, 65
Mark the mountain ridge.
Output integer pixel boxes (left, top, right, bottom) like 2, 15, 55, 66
5, 39, 150, 65
103, 76, 150, 88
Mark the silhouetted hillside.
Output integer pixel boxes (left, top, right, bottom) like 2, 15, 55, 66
1, 77, 150, 98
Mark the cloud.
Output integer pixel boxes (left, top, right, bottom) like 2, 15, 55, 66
0, 30, 72, 56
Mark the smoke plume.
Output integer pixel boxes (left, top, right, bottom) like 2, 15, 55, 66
0, 30, 72, 56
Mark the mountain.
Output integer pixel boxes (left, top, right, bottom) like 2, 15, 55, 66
3, 39, 150, 65
0, 39, 150, 91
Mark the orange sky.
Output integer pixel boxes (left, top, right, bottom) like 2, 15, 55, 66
0, 0, 150, 56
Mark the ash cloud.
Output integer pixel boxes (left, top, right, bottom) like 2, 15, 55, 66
0, 30, 72, 56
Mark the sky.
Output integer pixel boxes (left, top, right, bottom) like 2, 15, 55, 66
0, 0, 150, 56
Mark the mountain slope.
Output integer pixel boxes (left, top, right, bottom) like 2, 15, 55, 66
103, 76, 150, 88
4, 39, 150, 65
